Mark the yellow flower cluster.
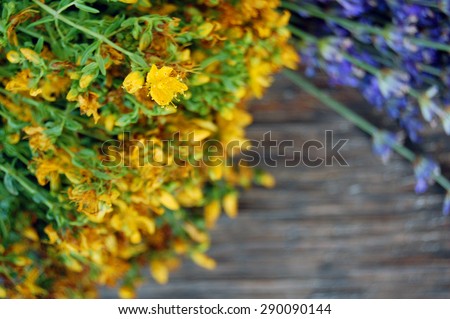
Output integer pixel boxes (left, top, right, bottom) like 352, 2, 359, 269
0, 0, 297, 298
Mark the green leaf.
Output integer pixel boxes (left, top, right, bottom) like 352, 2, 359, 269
27, 16, 54, 28
64, 118, 83, 131
130, 54, 148, 68
95, 54, 106, 76
104, 15, 126, 35
116, 109, 139, 127
92, 169, 116, 180
80, 42, 100, 65
121, 18, 138, 29
81, 61, 98, 74
3, 174, 18, 196
77, 149, 98, 159
35, 37, 45, 53
74, 2, 100, 14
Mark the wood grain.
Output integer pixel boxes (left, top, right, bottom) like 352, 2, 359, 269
101, 72, 450, 298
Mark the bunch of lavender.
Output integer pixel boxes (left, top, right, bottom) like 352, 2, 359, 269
283, 1, 450, 213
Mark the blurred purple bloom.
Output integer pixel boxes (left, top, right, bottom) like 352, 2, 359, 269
372, 131, 402, 164
414, 157, 440, 194
418, 86, 439, 122
399, 109, 423, 143
443, 192, 450, 215
377, 70, 410, 99
362, 76, 384, 109
300, 44, 319, 77
337, 0, 366, 17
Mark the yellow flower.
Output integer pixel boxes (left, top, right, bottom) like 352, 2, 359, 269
23, 126, 53, 152
20, 48, 40, 65
0, 286, 6, 298
44, 225, 59, 244
68, 187, 100, 215
118, 286, 135, 299
40, 74, 71, 102
204, 200, 221, 228
223, 192, 238, 218
5, 70, 32, 93
79, 73, 95, 89
197, 22, 214, 37
123, 71, 145, 94
248, 59, 273, 98
6, 50, 20, 63
66, 88, 79, 101
259, 171, 275, 188
150, 260, 169, 285
183, 223, 209, 243
16, 269, 47, 297
78, 91, 101, 123
23, 227, 39, 242
7, 133, 20, 144
158, 190, 180, 211
191, 252, 216, 270
281, 45, 300, 70
146, 64, 188, 106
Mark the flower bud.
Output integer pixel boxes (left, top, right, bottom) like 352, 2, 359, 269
6, 50, 20, 63
123, 71, 145, 94
19, 48, 40, 65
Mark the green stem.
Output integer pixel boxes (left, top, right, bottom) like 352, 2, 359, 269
418, 64, 442, 77
0, 163, 55, 210
341, 53, 381, 76
283, 70, 450, 192
288, 25, 317, 43
31, 0, 147, 68
283, 70, 378, 136
16, 26, 50, 43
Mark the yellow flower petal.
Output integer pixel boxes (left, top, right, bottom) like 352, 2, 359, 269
191, 252, 216, 270
23, 227, 39, 242
150, 260, 169, 285
44, 225, 59, 244
0, 286, 6, 298
223, 192, 238, 218
204, 200, 221, 228
118, 286, 135, 299
159, 190, 180, 211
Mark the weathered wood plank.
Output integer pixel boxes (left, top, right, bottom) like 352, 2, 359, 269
101, 72, 450, 299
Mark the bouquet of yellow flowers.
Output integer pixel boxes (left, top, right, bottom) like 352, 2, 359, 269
0, 0, 297, 298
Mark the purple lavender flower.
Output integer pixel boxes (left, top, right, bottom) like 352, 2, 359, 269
414, 157, 440, 194
418, 86, 439, 122
391, 3, 440, 32
439, 0, 450, 15
441, 112, 450, 134
299, 44, 319, 77
443, 192, 450, 215
377, 70, 410, 99
336, 0, 367, 17
372, 130, 402, 164
362, 76, 384, 109
399, 109, 423, 143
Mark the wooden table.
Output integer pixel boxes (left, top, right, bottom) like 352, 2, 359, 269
102, 72, 450, 298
